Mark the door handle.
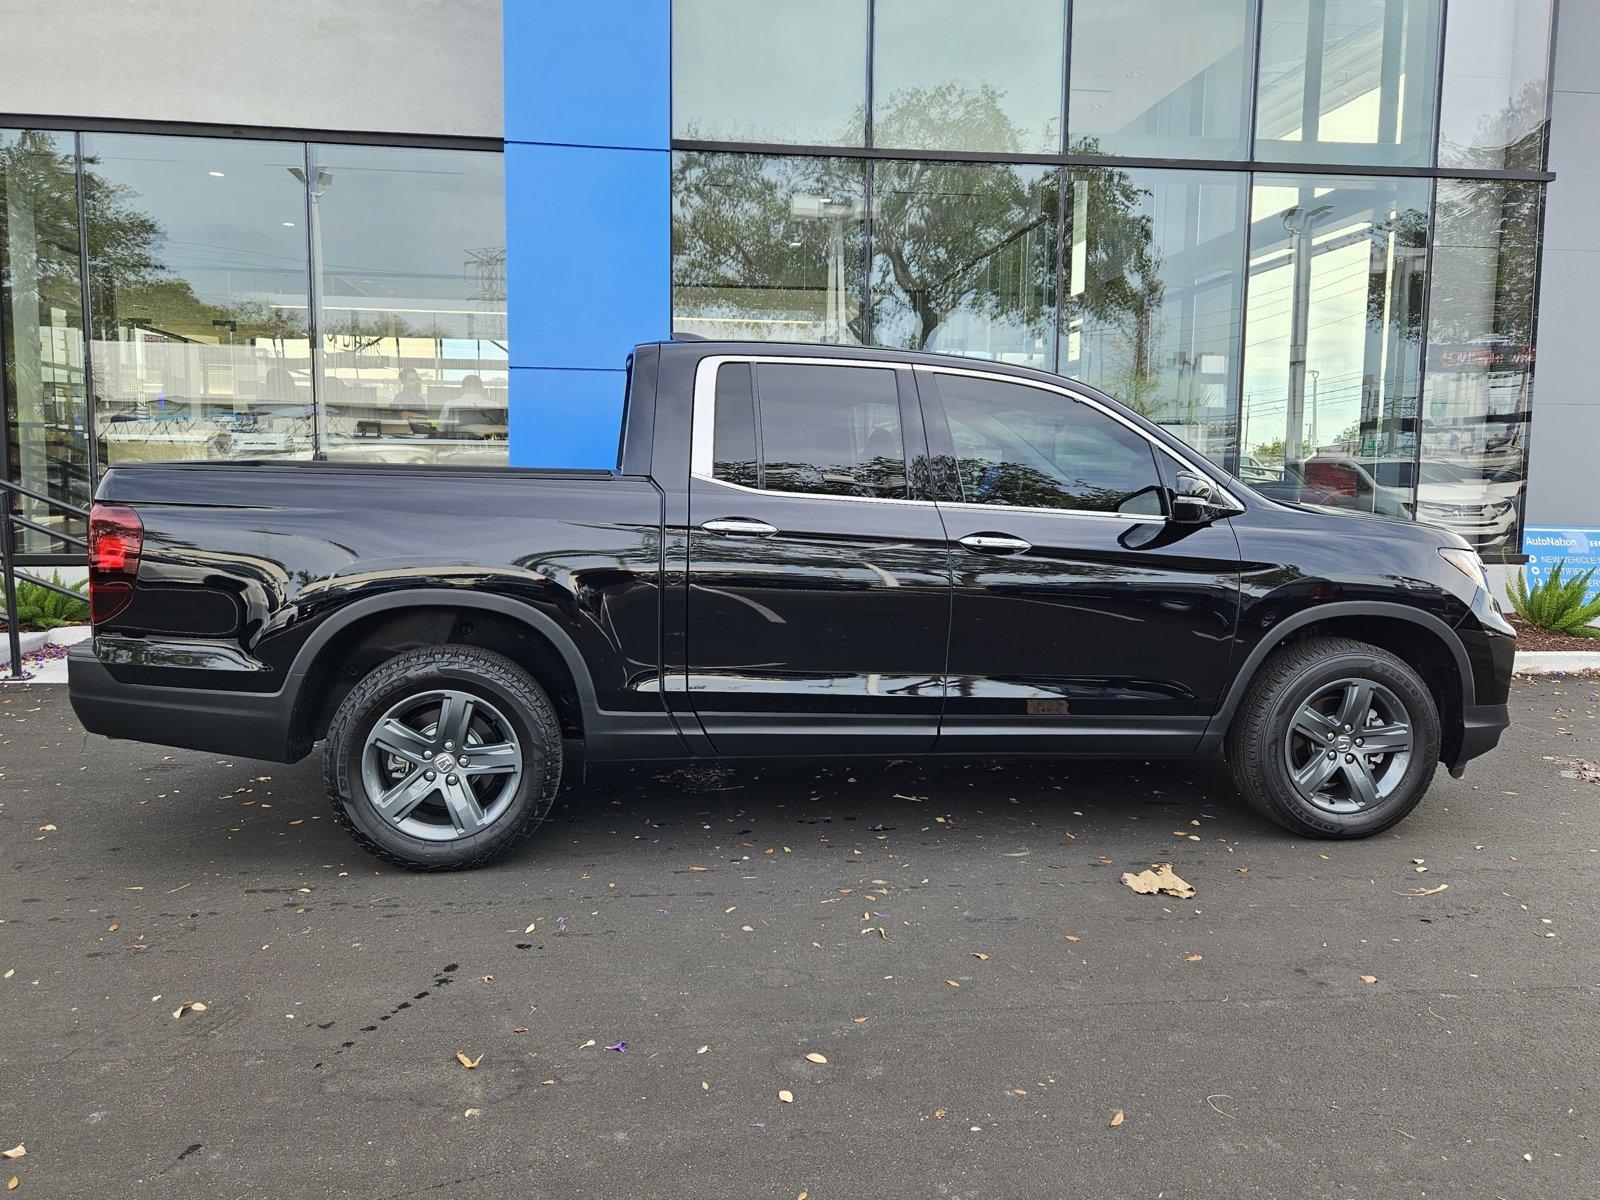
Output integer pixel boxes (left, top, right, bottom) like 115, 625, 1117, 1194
959, 533, 1031, 554
701, 517, 779, 537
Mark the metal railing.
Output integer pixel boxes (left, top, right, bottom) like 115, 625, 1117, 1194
1, 479, 90, 681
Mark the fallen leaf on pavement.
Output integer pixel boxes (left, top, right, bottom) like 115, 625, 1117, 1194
171, 1001, 207, 1019
1398, 883, 1449, 897
1120, 863, 1195, 899
778, 1089, 794, 1103
456, 1052, 483, 1069
0, 1149, 20, 1161
1110, 1110, 1125, 1127
6, 1175, 15, 1190
945, 979, 960, 988
971, 951, 989, 961
1186, 954, 1203, 962
805, 1052, 827, 1064
1360, 975, 1378, 985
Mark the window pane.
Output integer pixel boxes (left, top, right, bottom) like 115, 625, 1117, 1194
934, 373, 1165, 514
311, 145, 507, 466
1, 130, 89, 553
1059, 166, 1248, 468
1255, 0, 1443, 166
1419, 179, 1540, 559
872, 0, 1064, 154
672, 152, 867, 343
755, 363, 907, 498
711, 362, 758, 487
1069, 0, 1254, 160
1437, 0, 1554, 171
1240, 176, 1429, 517
871, 161, 1057, 368
673, 0, 868, 146
83, 134, 313, 465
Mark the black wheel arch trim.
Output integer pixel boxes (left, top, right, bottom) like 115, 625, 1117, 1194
1203, 601, 1474, 750
283, 589, 603, 720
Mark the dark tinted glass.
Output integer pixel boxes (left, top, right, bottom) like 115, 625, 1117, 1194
933, 374, 1165, 514
711, 362, 758, 487
755, 363, 907, 498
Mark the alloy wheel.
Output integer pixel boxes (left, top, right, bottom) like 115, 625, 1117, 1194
1282, 677, 1413, 814
360, 689, 524, 841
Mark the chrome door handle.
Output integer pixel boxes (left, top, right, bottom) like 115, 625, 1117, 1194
701, 517, 779, 537
959, 533, 1031, 554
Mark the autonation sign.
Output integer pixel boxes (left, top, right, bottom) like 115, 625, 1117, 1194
1523, 527, 1600, 600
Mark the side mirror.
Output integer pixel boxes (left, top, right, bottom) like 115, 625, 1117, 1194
1170, 472, 1224, 524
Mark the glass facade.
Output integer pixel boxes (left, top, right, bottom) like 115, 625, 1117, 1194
1, 131, 89, 553
669, 0, 1554, 560
1069, 0, 1255, 160
1, 130, 506, 554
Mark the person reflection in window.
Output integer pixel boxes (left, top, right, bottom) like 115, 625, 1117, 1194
391, 367, 427, 424
438, 373, 501, 441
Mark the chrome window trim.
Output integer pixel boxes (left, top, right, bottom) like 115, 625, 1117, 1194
912, 363, 1247, 514
688, 353, 1244, 517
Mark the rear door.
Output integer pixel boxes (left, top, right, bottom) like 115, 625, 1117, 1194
684, 356, 951, 755
918, 366, 1241, 755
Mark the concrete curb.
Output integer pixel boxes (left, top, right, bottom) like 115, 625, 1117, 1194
1512, 650, 1600, 675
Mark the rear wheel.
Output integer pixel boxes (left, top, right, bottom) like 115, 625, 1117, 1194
1225, 636, 1440, 838
324, 645, 562, 870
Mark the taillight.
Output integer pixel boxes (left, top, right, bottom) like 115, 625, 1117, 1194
88, 503, 143, 625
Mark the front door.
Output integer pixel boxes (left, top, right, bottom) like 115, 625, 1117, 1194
684, 357, 950, 755
917, 367, 1241, 755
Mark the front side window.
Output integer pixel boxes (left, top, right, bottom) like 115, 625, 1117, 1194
930, 373, 1165, 515
710, 361, 908, 498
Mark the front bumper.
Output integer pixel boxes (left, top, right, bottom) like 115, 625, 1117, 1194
68, 642, 300, 762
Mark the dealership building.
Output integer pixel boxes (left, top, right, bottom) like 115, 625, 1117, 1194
1, 0, 1595, 591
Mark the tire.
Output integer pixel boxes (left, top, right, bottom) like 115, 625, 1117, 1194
324, 645, 563, 870
1225, 636, 1441, 838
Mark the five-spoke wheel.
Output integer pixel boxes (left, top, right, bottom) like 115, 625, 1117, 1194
325, 646, 563, 870
362, 689, 524, 841
1283, 678, 1413, 813
1227, 635, 1441, 838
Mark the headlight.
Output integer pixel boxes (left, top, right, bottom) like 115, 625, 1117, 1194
1439, 546, 1488, 592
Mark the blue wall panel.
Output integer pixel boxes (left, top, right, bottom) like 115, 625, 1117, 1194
505, 142, 671, 372
507, 366, 629, 468
504, 0, 671, 150
503, 0, 672, 467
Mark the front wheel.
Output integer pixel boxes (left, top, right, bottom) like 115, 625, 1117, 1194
324, 646, 563, 870
1225, 636, 1441, 838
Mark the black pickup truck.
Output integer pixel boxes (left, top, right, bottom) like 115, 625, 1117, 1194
70, 340, 1515, 869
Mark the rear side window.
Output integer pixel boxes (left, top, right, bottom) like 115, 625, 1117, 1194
932, 373, 1165, 515
711, 362, 909, 499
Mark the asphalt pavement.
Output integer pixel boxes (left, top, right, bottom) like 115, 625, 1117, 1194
1, 678, 1597, 1199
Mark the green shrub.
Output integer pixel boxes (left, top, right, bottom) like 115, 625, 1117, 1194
1509, 560, 1600, 638
2, 572, 89, 631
